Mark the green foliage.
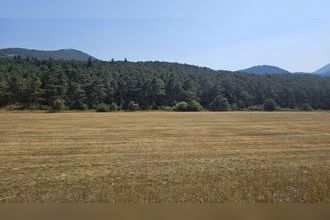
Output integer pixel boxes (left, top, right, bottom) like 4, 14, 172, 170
96, 103, 109, 112
86, 56, 93, 67
52, 98, 66, 112
160, 106, 173, 111
78, 104, 89, 111
209, 95, 230, 111
109, 103, 118, 111
236, 101, 246, 110
128, 101, 140, 111
85, 80, 106, 108
0, 80, 9, 106
67, 82, 87, 110
0, 58, 329, 111
187, 101, 203, 111
248, 105, 264, 111
5, 103, 25, 111
264, 99, 277, 111
300, 103, 313, 111
174, 102, 188, 111
230, 103, 238, 111
34, 104, 53, 111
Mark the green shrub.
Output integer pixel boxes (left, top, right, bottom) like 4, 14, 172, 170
237, 101, 246, 110
38, 105, 53, 111
6, 103, 25, 111
151, 105, 160, 110
52, 98, 66, 112
96, 103, 109, 112
128, 101, 140, 111
300, 103, 313, 111
160, 106, 173, 111
72, 103, 88, 111
174, 101, 188, 111
209, 95, 230, 111
142, 105, 152, 110
187, 101, 203, 111
263, 99, 277, 111
27, 103, 41, 110
79, 104, 89, 111
248, 105, 264, 111
231, 103, 238, 111
277, 107, 293, 111
109, 103, 118, 111
27, 104, 52, 111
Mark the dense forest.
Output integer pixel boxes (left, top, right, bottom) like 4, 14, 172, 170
0, 57, 330, 111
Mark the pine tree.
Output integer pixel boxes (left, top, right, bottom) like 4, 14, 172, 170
67, 82, 87, 109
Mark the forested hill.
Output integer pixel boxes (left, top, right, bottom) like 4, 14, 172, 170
0, 48, 96, 61
315, 64, 330, 76
0, 57, 329, 111
240, 65, 291, 74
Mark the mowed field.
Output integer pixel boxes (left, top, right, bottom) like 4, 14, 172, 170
0, 111, 329, 203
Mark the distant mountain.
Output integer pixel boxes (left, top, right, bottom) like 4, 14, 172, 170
240, 65, 291, 75
315, 64, 330, 76
0, 48, 97, 61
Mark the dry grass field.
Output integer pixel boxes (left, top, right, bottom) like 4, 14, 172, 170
0, 111, 329, 203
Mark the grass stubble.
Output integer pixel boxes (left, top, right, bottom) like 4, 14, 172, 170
0, 111, 329, 203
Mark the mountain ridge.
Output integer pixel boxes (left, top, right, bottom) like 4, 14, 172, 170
0, 48, 96, 61
315, 64, 330, 75
1, 48, 330, 76
240, 65, 291, 75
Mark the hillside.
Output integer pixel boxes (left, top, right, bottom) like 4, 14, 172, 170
240, 65, 291, 74
0, 58, 329, 110
315, 64, 330, 76
0, 48, 96, 61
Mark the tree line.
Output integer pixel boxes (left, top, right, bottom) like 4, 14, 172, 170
0, 57, 329, 111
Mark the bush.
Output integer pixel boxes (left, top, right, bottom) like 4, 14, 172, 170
174, 101, 188, 111
231, 103, 238, 111
151, 105, 160, 110
263, 99, 277, 111
248, 105, 265, 111
6, 103, 25, 111
237, 101, 246, 110
277, 107, 293, 111
160, 106, 173, 111
37, 105, 53, 111
79, 104, 89, 111
128, 101, 140, 111
300, 103, 313, 111
187, 101, 203, 111
142, 105, 153, 110
52, 98, 66, 112
27, 103, 42, 110
72, 103, 88, 111
209, 95, 230, 111
109, 103, 118, 111
96, 103, 109, 112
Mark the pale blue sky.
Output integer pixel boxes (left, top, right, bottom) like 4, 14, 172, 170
1, 0, 330, 72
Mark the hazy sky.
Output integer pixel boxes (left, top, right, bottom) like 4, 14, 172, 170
1, 0, 330, 72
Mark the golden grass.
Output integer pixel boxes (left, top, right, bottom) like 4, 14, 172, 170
0, 111, 329, 202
